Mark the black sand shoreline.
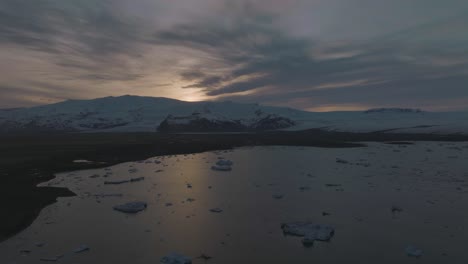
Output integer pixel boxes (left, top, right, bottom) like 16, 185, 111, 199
1, 130, 467, 242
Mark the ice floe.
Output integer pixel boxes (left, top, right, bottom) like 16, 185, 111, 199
113, 202, 147, 213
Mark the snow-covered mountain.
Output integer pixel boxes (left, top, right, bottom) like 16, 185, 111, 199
0, 95, 467, 134
0, 95, 304, 133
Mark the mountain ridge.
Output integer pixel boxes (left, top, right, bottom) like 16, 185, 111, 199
0, 95, 466, 134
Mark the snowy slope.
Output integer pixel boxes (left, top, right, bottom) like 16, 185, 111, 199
0, 95, 466, 134
0, 95, 304, 132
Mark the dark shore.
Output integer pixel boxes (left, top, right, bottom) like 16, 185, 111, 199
1, 130, 467, 242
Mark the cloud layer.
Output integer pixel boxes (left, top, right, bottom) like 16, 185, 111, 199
1, 0, 467, 110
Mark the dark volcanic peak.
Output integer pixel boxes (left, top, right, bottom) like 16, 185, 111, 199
158, 112, 296, 132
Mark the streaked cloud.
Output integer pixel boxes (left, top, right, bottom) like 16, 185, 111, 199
1, 0, 467, 110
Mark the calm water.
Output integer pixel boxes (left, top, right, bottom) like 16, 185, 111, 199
1, 142, 468, 263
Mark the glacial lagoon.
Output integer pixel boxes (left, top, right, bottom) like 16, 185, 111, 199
1, 142, 468, 263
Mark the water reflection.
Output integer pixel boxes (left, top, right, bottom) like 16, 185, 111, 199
1, 143, 468, 263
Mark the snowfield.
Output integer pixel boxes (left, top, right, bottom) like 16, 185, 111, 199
0, 95, 466, 134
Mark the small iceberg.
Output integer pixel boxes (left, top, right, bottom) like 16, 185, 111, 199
281, 222, 335, 246
113, 202, 147, 213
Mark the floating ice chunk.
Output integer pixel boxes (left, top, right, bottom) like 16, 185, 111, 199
216, 159, 233, 166
40, 255, 63, 262
272, 194, 284, 199
104, 177, 144, 185
405, 245, 423, 257
104, 180, 129, 185
210, 208, 223, 213
160, 252, 192, 264
211, 165, 232, 171
335, 158, 349, 164
391, 205, 403, 213
20, 249, 31, 255
281, 222, 335, 246
196, 254, 212, 260
113, 202, 147, 213
130, 177, 144, 182
73, 244, 90, 253
73, 159, 93, 164
302, 232, 318, 246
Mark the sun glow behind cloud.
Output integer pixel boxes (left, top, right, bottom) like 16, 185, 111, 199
0, 0, 468, 111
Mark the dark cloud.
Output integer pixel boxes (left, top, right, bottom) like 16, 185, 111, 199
154, 4, 468, 110
180, 70, 206, 81
1, 0, 468, 110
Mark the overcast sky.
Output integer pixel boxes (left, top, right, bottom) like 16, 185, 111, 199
1, 0, 467, 111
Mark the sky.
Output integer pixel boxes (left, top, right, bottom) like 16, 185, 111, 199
1, 0, 468, 111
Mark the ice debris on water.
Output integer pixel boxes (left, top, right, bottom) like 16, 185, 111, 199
391, 205, 403, 213
211, 159, 233, 171
160, 252, 192, 264
211, 165, 232, 171
73, 244, 90, 253
281, 222, 335, 246
196, 254, 212, 260
104, 177, 144, 185
210, 208, 223, 213
40, 255, 63, 262
104, 180, 129, 185
130, 177, 144, 182
216, 159, 233, 166
113, 201, 147, 213
272, 194, 284, 199
336, 158, 349, 164
405, 245, 423, 257
73, 159, 93, 164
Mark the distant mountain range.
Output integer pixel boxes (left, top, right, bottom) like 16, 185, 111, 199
0, 95, 467, 134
